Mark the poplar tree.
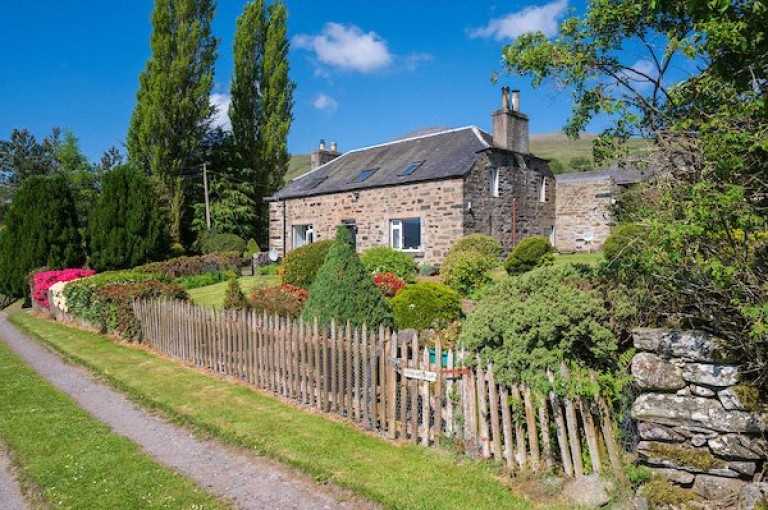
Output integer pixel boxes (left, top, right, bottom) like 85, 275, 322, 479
127, 0, 218, 246
229, 0, 294, 246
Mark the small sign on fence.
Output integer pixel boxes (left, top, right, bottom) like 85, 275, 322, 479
402, 368, 438, 382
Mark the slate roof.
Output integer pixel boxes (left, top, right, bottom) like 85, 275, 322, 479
555, 162, 653, 185
270, 127, 495, 200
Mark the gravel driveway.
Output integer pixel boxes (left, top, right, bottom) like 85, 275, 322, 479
0, 312, 377, 510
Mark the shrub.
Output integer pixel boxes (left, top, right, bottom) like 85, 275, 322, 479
249, 284, 308, 318
136, 253, 241, 280
32, 269, 96, 309
88, 164, 169, 271
602, 223, 650, 263
172, 270, 236, 290
199, 232, 247, 255
373, 273, 407, 298
419, 262, 439, 277
223, 278, 248, 310
257, 263, 279, 276
93, 281, 188, 340
503, 236, 554, 276
0, 175, 84, 298
441, 250, 497, 296
390, 282, 462, 331
303, 227, 394, 329
448, 234, 503, 259
244, 239, 260, 258
459, 264, 620, 394
360, 246, 417, 282
281, 240, 333, 290
63, 271, 165, 325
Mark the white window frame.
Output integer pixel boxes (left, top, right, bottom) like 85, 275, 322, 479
390, 218, 422, 252
540, 177, 547, 202
292, 224, 314, 249
490, 168, 500, 197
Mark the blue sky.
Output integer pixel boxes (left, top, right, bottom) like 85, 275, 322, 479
1, 0, 594, 161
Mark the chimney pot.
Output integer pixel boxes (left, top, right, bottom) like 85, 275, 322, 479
511, 90, 520, 111
330, 141, 338, 152
319, 139, 326, 150
501, 86, 510, 111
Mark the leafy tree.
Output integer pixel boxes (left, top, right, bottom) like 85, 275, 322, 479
229, 0, 294, 246
127, 0, 218, 245
0, 175, 84, 298
0, 128, 56, 189
54, 129, 103, 230
88, 165, 169, 271
303, 226, 394, 329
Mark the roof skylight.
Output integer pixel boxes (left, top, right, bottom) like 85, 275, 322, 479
399, 160, 425, 176
352, 168, 378, 183
304, 176, 327, 189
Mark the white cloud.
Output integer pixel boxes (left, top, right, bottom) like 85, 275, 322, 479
619, 60, 659, 90
404, 53, 434, 72
293, 22, 394, 73
312, 93, 338, 111
469, 0, 568, 41
209, 93, 231, 131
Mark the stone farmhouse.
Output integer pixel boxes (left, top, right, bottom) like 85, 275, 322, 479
268, 88, 557, 262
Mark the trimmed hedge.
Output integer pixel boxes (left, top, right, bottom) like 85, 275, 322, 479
503, 236, 554, 276
360, 246, 417, 283
93, 281, 188, 340
448, 234, 503, 259
441, 251, 497, 296
390, 282, 462, 331
136, 253, 241, 280
303, 227, 394, 329
199, 232, 247, 255
281, 240, 333, 290
172, 270, 236, 290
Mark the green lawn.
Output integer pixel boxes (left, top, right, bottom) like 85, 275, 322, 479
0, 337, 224, 510
188, 275, 279, 308
10, 312, 535, 510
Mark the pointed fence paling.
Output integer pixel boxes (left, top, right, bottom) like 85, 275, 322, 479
133, 299, 625, 478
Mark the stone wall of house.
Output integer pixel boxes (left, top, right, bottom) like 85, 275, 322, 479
463, 152, 556, 255
630, 329, 767, 501
554, 177, 616, 252
268, 178, 465, 262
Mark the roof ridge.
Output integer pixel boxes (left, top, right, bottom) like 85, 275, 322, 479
289, 126, 485, 183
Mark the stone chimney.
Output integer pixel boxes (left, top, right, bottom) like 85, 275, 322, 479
492, 87, 530, 153
310, 139, 341, 170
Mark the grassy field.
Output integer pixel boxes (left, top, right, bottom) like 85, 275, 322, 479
188, 275, 279, 308
10, 312, 537, 510
0, 337, 224, 509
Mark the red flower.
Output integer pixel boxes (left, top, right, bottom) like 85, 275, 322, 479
32, 268, 96, 309
373, 272, 406, 298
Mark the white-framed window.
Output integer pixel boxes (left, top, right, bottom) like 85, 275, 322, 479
489, 168, 500, 197
292, 224, 314, 249
390, 218, 421, 251
540, 177, 547, 202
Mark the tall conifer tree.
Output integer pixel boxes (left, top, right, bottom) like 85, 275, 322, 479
229, 0, 294, 246
127, 0, 218, 245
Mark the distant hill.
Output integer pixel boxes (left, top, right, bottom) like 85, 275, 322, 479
286, 132, 650, 183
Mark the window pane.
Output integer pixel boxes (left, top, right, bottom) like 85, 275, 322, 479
391, 221, 402, 249
402, 218, 421, 250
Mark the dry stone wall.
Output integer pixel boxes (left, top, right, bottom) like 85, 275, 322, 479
630, 329, 767, 501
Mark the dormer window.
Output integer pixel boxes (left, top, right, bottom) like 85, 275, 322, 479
489, 168, 500, 197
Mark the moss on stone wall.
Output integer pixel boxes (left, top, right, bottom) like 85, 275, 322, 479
644, 443, 725, 471
641, 478, 700, 509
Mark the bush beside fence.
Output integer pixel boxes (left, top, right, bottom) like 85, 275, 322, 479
133, 298, 624, 478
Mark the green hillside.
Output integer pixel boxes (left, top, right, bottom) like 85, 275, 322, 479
286, 132, 650, 183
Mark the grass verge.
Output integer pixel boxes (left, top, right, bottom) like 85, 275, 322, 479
188, 275, 279, 308
0, 336, 225, 509
10, 312, 533, 510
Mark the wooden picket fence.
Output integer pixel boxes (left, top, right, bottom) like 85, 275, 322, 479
133, 299, 624, 479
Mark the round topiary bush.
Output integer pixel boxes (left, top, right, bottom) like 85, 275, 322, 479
448, 234, 503, 259
200, 232, 247, 255
459, 264, 619, 391
603, 223, 649, 263
440, 250, 497, 296
503, 236, 554, 276
281, 240, 334, 290
360, 246, 417, 283
390, 282, 462, 331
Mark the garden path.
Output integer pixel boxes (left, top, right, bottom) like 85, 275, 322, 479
0, 312, 376, 510
0, 446, 28, 510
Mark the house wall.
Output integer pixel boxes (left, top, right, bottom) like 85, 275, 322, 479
463, 152, 557, 255
268, 178, 465, 262
554, 177, 616, 252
